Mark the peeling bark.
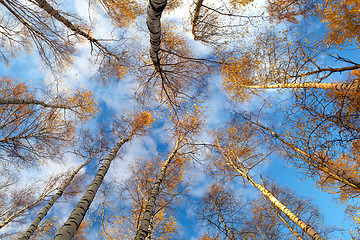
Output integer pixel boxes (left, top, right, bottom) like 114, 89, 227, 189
220, 152, 324, 240
249, 179, 323, 240
262, 193, 304, 240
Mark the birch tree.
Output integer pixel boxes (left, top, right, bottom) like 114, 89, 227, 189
117, 155, 186, 239
0, 0, 75, 68
190, 0, 262, 45
243, 113, 360, 193
135, 107, 203, 240
0, 77, 96, 167
0, 174, 64, 231
146, 0, 167, 70
0, 0, 358, 238
54, 111, 153, 239
216, 1, 360, 104
211, 120, 325, 240
136, 23, 210, 109
134, 141, 181, 240
244, 179, 330, 240
19, 129, 108, 240
31, 0, 122, 62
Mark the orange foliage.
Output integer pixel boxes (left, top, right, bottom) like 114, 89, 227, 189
0, 78, 34, 129
317, 140, 360, 201
68, 89, 98, 121
100, 0, 145, 27
98, 57, 128, 83
326, 70, 360, 115
221, 52, 258, 102
0, 78, 99, 165
166, 0, 182, 11
132, 111, 154, 135
124, 155, 186, 238
199, 233, 219, 240
229, 0, 255, 10
317, 0, 360, 47
134, 111, 154, 128
0, 77, 33, 99
30, 216, 58, 239
267, 0, 314, 23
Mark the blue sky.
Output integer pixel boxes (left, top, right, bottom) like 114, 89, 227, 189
0, 0, 359, 239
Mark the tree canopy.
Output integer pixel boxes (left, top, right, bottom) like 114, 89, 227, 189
0, 0, 359, 239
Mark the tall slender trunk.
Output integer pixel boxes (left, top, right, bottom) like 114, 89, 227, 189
261, 193, 303, 240
0, 98, 71, 110
247, 176, 323, 240
54, 137, 130, 239
221, 153, 324, 240
19, 156, 94, 240
33, 0, 121, 61
134, 140, 179, 240
248, 118, 360, 190
191, 0, 204, 39
213, 202, 235, 240
243, 82, 360, 91
146, 0, 167, 70
0, 190, 54, 230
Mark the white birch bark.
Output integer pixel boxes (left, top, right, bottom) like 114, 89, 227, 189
0, 98, 70, 110
191, 0, 205, 39
220, 153, 324, 240
243, 82, 360, 91
248, 178, 323, 240
146, 0, 167, 70
19, 157, 94, 240
213, 202, 235, 240
32, 0, 120, 60
134, 140, 179, 240
54, 137, 130, 239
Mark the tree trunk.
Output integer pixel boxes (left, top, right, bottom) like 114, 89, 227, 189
54, 137, 130, 239
0, 98, 70, 110
191, 0, 204, 39
19, 156, 94, 240
146, 0, 167, 70
243, 82, 360, 91
213, 202, 235, 240
224, 157, 324, 240
134, 140, 179, 240
248, 178, 323, 240
33, 0, 120, 60
262, 194, 303, 240
0, 192, 52, 230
